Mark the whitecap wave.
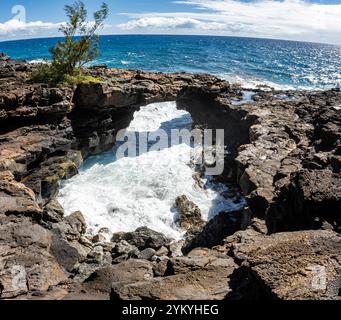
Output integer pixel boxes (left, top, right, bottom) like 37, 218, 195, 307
128, 101, 191, 132
58, 102, 244, 239
220, 73, 296, 90
28, 59, 49, 64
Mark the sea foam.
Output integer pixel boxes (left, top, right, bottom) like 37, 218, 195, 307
58, 102, 244, 239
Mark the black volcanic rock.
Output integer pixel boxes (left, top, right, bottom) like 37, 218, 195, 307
112, 227, 170, 251
177, 85, 341, 233
0, 55, 340, 300
174, 195, 204, 231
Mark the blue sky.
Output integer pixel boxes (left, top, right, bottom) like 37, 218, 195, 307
1, 0, 341, 43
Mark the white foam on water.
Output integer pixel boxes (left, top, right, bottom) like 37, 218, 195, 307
128, 101, 191, 132
28, 59, 49, 64
58, 102, 244, 240
231, 91, 256, 106
221, 73, 296, 91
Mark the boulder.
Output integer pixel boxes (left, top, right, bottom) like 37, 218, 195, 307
73, 250, 112, 283
112, 227, 170, 250
168, 240, 185, 258
87, 246, 105, 264
0, 216, 51, 249
92, 228, 111, 244
52, 211, 87, 241
152, 256, 170, 277
84, 259, 154, 294
112, 240, 139, 263
155, 246, 169, 257
50, 235, 83, 272
0, 246, 68, 299
0, 171, 42, 218
174, 195, 205, 230
137, 248, 156, 261
168, 248, 229, 274
43, 199, 64, 223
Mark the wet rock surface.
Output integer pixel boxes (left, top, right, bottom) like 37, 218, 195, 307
0, 56, 340, 300
174, 195, 205, 231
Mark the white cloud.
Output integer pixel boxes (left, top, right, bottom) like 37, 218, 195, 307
0, 19, 113, 41
0, 19, 62, 40
117, 0, 341, 44
118, 16, 227, 31
118, 17, 200, 30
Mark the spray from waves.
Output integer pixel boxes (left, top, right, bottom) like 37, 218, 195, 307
220, 73, 340, 91
220, 73, 296, 91
58, 101, 245, 240
28, 59, 49, 64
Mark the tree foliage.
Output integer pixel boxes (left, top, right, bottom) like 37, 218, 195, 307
32, 1, 109, 85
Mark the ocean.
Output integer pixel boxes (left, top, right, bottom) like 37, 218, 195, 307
1, 35, 341, 90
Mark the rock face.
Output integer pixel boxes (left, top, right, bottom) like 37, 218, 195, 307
0, 171, 42, 217
0, 57, 73, 132
231, 230, 341, 300
0, 216, 67, 299
182, 209, 247, 254
111, 248, 237, 300
1, 55, 340, 300
178, 86, 341, 233
84, 260, 154, 294
71, 68, 223, 158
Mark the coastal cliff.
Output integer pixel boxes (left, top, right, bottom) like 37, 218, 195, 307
0, 54, 340, 300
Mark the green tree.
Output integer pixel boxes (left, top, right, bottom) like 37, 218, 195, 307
32, 1, 109, 85
51, 1, 109, 77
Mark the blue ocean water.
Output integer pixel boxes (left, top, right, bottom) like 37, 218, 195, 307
1, 35, 341, 90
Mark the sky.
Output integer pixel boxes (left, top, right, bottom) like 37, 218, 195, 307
0, 0, 341, 44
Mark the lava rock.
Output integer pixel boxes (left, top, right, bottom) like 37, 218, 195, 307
111, 248, 237, 300
112, 227, 170, 250
50, 234, 82, 272
174, 195, 205, 230
43, 199, 64, 223
85, 260, 154, 294
137, 248, 156, 261
233, 230, 341, 300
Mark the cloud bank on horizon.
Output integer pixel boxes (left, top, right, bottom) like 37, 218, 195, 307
1, 0, 341, 44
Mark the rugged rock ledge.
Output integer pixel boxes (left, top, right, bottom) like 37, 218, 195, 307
0, 55, 340, 300
178, 85, 340, 233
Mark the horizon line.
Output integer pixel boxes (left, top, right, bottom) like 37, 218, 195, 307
0, 33, 339, 48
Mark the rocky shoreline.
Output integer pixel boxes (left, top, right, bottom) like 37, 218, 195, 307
0, 53, 340, 300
